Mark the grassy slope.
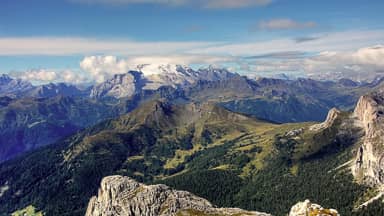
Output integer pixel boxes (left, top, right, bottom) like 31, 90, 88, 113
161, 111, 384, 216
11, 205, 43, 216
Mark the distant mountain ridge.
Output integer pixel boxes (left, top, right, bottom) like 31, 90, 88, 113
26, 83, 84, 98
0, 74, 86, 98
0, 95, 136, 162
88, 66, 380, 123
0, 74, 34, 97
90, 65, 238, 99
2, 69, 384, 162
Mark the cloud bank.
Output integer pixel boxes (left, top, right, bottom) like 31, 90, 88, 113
190, 30, 384, 56
1, 30, 383, 57
0, 37, 214, 56
243, 45, 384, 81
9, 45, 384, 83
10, 69, 87, 84
78, 45, 384, 83
4, 30, 384, 83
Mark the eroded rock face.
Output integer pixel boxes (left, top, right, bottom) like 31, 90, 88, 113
90, 65, 240, 99
309, 108, 341, 131
289, 200, 339, 216
85, 175, 271, 216
352, 92, 384, 185
90, 72, 144, 99
0, 74, 34, 97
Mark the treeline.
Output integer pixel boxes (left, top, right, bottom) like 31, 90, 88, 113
161, 140, 378, 216
160, 170, 244, 207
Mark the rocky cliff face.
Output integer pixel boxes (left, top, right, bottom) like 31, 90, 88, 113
90, 71, 145, 99
289, 200, 339, 216
309, 108, 341, 131
90, 65, 239, 99
352, 92, 384, 185
85, 176, 271, 216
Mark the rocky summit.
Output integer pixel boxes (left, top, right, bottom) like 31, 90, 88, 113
85, 175, 271, 216
289, 200, 339, 216
353, 92, 384, 186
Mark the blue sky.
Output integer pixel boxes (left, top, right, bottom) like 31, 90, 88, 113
1, 0, 384, 83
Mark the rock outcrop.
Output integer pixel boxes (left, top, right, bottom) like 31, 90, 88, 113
85, 175, 271, 216
309, 108, 341, 131
352, 92, 384, 185
289, 200, 339, 216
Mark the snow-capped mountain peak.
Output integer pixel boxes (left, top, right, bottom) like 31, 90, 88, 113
90, 65, 240, 99
135, 64, 191, 76
0, 74, 13, 84
0, 74, 34, 97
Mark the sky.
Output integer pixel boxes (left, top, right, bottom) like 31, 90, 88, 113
1, 0, 384, 83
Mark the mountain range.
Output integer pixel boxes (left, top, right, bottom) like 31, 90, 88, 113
1, 66, 383, 163
1, 66, 384, 215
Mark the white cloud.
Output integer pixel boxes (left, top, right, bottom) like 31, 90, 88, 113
16, 69, 58, 82
303, 45, 384, 80
258, 19, 316, 30
241, 45, 384, 81
123, 55, 232, 65
10, 69, 87, 84
0, 37, 215, 56
80, 56, 130, 83
60, 69, 89, 83
190, 30, 384, 56
1, 30, 383, 57
10, 45, 384, 83
70, 0, 272, 8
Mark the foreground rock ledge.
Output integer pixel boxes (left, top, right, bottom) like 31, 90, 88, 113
289, 200, 339, 216
85, 175, 271, 216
